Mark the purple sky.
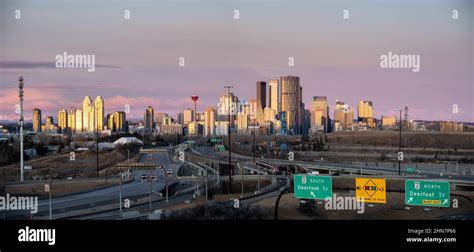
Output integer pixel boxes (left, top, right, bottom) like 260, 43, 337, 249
0, 0, 472, 122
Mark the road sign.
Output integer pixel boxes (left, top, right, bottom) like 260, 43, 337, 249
405, 180, 450, 208
355, 178, 386, 204
24, 165, 32, 171
44, 184, 50, 192
406, 167, 417, 174
294, 174, 332, 200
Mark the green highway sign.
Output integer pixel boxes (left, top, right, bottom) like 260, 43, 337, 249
406, 167, 417, 174
294, 174, 332, 199
405, 180, 450, 208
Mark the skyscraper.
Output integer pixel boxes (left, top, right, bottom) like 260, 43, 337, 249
144, 106, 154, 132
45, 116, 54, 132
218, 91, 239, 129
82, 96, 94, 132
94, 96, 104, 131
58, 109, 68, 133
106, 114, 115, 131
204, 106, 216, 136
32, 108, 42, 133
256, 81, 266, 125
334, 100, 354, 131
268, 79, 280, 114
280, 75, 301, 134
155, 112, 168, 129
114, 111, 126, 132
183, 109, 194, 126
310, 96, 329, 133
358, 100, 375, 127
68, 107, 76, 133
75, 109, 83, 132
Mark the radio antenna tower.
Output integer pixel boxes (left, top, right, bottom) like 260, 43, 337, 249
19, 76, 25, 182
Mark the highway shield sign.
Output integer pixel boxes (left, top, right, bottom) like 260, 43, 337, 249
405, 180, 450, 207
294, 174, 332, 199
355, 178, 386, 204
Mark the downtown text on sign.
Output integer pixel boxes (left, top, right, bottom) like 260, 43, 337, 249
405, 180, 450, 207
294, 174, 332, 200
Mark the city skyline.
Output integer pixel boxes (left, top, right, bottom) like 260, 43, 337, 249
1, 0, 472, 122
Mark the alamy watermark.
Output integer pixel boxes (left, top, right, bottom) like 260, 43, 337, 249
324, 194, 365, 214
55, 51, 96, 72
380, 51, 420, 72
0, 194, 38, 214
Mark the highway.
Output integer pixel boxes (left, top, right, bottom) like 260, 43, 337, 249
194, 146, 474, 182
6, 147, 179, 219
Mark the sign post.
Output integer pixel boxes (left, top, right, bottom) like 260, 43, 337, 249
294, 174, 332, 200
405, 180, 450, 207
355, 178, 386, 204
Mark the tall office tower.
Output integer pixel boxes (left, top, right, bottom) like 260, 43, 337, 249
177, 112, 184, 125
268, 79, 280, 114
45, 116, 54, 132
280, 75, 301, 134
248, 99, 257, 122
144, 106, 154, 132
114, 111, 126, 132
58, 109, 68, 133
358, 100, 374, 127
82, 96, 94, 132
155, 112, 168, 128
256, 81, 266, 125
218, 91, 239, 129
204, 106, 216, 136
237, 113, 249, 133
310, 96, 329, 133
94, 96, 104, 131
264, 107, 276, 122
32, 108, 42, 133
299, 87, 304, 134
183, 109, 194, 126
106, 114, 115, 131
68, 107, 76, 133
334, 101, 354, 131
75, 109, 83, 132
303, 109, 311, 135
163, 116, 172, 126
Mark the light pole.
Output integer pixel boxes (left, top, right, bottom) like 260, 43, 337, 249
48, 178, 52, 220
158, 165, 170, 203
225, 85, 233, 194
239, 163, 244, 198
205, 165, 208, 201
119, 172, 123, 213
19, 76, 24, 182
399, 109, 402, 175
39, 176, 53, 220
141, 173, 157, 211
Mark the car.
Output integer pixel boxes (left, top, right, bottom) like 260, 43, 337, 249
147, 154, 153, 160
307, 171, 319, 175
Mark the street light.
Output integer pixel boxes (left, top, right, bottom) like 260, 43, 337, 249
158, 165, 171, 203
141, 173, 157, 211
224, 85, 233, 194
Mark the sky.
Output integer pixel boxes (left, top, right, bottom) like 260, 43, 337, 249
0, 0, 473, 122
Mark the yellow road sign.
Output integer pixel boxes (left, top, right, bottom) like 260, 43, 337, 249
355, 178, 386, 204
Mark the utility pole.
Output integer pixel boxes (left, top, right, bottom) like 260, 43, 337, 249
399, 109, 402, 176
253, 119, 256, 163
19, 76, 24, 182
96, 114, 99, 178
48, 178, 52, 220
225, 86, 233, 194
